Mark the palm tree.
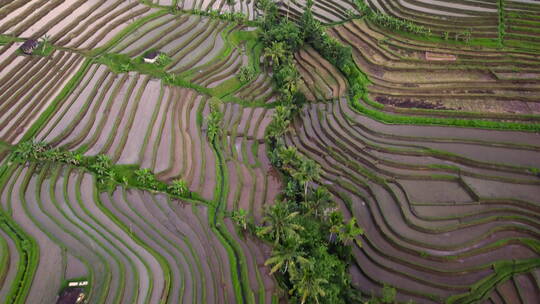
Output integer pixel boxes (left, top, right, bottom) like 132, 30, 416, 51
263, 41, 287, 67
257, 200, 303, 245
265, 241, 308, 274
338, 218, 364, 246
278, 146, 300, 170
304, 187, 334, 218
40, 34, 50, 53
289, 261, 328, 304
169, 179, 189, 196
232, 208, 248, 230
293, 158, 320, 198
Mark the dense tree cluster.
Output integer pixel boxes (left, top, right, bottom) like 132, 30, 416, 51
251, 1, 367, 303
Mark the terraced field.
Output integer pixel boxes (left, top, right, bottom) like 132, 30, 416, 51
329, 19, 540, 116
0, 0, 159, 51
0, 46, 85, 144
286, 98, 540, 303
1, 0, 539, 303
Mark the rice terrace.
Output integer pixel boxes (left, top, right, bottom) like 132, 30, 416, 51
0, 0, 539, 303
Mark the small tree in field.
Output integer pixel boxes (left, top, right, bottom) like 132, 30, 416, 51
40, 35, 50, 53
168, 179, 189, 197
232, 208, 248, 230
135, 168, 159, 189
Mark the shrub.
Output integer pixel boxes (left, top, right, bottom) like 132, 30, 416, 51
232, 209, 249, 230
238, 66, 256, 83
135, 168, 159, 189
381, 285, 397, 303
168, 179, 190, 197
207, 98, 223, 142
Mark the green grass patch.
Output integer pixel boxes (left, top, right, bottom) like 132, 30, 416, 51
0, 34, 21, 45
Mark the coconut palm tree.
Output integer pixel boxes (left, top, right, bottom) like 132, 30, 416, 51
278, 146, 300, 169
303, 186, 334, 218
289, 260, 328, 304
293, 158, 320, 198
263, 41, 287, 67
40, 34, 50, 53
265, 241, 308, 274
257, 200, 303, 245
338, 218, 364, 246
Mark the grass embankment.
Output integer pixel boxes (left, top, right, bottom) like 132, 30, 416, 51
447, 258, 540, 304
0, 34, 22, 45
205, 98, 256, 303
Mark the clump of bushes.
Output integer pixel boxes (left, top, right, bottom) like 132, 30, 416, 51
354, 0, 431, 36
238, 66, 256, 83
206, 98, 224, 142
168, 179, 190, 197
170, 7, 249, 24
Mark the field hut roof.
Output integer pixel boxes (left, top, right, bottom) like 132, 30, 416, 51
20, 39, 38, 54
143, 50, 160, 63
56, 287, 85, 304
144, 51, 159, 59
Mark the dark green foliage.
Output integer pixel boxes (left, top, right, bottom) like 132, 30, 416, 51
381, 284, 397, 304
266, 105, 292, 140
257, 200, 304, 245
260, 20, 304, 53
256, 2, 365, 303
303, 186, 335, 218
302, 4, 352, 68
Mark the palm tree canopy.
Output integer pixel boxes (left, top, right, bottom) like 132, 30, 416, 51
258, 200, 304, 245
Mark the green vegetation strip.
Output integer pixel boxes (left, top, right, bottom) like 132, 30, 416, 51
7, 140, 200, 202
206, 99, 254, 303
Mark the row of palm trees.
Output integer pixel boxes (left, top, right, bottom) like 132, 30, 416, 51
252, 1, 365, 302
